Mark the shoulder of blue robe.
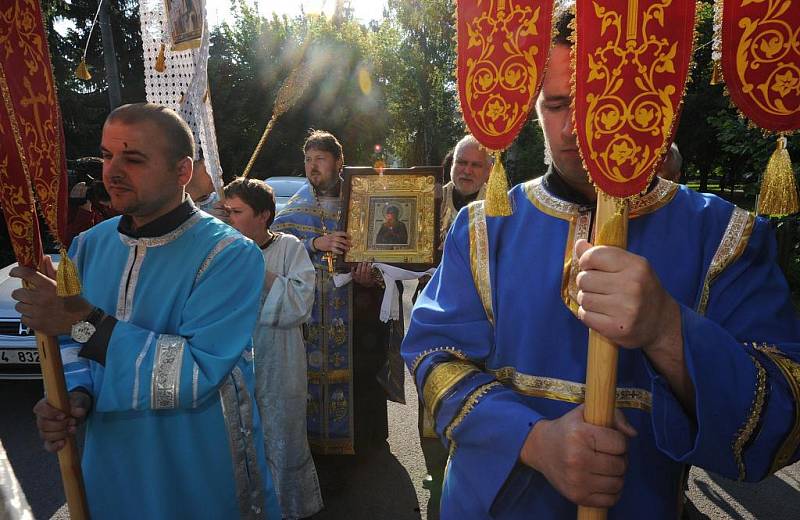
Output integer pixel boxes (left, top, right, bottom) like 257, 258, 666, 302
75, 214, 266, 413
401, 198, 540, 514
272, 183, 325, 250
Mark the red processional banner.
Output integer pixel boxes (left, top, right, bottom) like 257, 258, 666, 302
0, 0, 69, 267
720, 0, 800, 132
575, 0, 696, 198
457, 0, 554, 151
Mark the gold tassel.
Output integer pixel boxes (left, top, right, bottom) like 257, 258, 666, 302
75, 58, 92, 81
710, 59, 723, 86
595, 201, 627, 248
484, 151, 513, 216
56, 247, 82, 297
154, 43, 166, 73
757, 136, 799, 217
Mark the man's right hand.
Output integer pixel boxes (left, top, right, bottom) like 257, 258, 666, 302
33, 391, 91, 453
519, 405, 637, 508
314, 231, 352, 254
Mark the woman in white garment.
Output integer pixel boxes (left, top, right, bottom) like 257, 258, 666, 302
224, 178, 323, 519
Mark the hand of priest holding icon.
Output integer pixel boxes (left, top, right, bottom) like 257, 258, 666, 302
313, 230, 351, 255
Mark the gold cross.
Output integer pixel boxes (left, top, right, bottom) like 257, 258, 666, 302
626, 0, 639, 42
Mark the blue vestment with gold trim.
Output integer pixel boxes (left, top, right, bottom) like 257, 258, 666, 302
273, 182, 392, 454
62, 212, 280, 519
402, 176, 800, 519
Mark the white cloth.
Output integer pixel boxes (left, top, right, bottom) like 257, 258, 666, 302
334, 264, 436, 322
138, 0, 224, 192
254, 234, 323, 519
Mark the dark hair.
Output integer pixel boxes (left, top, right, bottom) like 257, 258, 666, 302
442, 149, 454, 183
385, 205, 400, 218
106, 103, 195, 165
303, 129, 344, 163
553, 4, 574, 46
223, 177, 277, 227
75, 156, 103, 181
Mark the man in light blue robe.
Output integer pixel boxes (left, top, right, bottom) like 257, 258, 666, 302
402, 12, 800, 520
13, 103, 279, 519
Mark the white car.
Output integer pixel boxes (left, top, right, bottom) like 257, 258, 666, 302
264, 176, 307, 214
0, 255, 58, 380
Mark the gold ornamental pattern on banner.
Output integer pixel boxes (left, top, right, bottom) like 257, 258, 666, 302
719, 0, 800, 132
456, 0, 554, 151
0, 0, 69, 267
574, 0, 696, 198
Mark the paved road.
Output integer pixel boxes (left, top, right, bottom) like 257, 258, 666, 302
2, 281, 799, 518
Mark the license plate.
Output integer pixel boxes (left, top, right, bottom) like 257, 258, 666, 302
0, 349, 40, 364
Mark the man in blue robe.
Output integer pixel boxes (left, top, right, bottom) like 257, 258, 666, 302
272, 130, 390, 455
402, 11, 800, 519
12, 103, 279, 519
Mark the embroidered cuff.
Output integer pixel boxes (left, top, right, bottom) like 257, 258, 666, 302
422, 360, 479, 417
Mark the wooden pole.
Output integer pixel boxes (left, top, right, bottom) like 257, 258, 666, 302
24, 281, 90, 519
577, 192, 628, 520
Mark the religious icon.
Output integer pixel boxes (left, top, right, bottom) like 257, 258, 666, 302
340, 166, 443, 269
371, 199, 413, 247
163, 0, 204, 50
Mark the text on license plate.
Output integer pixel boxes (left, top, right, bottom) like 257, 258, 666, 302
0, 349, 40, 364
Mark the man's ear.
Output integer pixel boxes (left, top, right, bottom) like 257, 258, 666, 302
259, 209, 272, 227
176, 156, 193, 187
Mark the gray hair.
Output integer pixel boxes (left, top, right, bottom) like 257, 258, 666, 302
453, 135, 494, 164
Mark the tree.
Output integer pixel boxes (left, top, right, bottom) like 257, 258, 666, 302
43, 0, 145, 159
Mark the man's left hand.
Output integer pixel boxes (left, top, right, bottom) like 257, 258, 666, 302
574, 239, 681, 352
10, 259, 92, 337
351, 262, 376, 287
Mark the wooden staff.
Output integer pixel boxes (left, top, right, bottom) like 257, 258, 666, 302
24, 290, 91, 519
578, 193, 629, 520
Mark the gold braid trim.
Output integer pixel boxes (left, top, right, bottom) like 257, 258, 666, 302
754, 343, 800, 474
422, 360, 480, 418
444, 381, 503, 458
697, 207, 755, 315
490, 366, 653, 411
732, 354, 767, 481
468, 201, 494, 326
410, 346, 470, 378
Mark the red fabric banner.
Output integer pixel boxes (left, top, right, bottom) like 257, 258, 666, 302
721, 0, 800, 132
575, 0, 696, 198
457, 0, 553, 151
0, 0, 69, 267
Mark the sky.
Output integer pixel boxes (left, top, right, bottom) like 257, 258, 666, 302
206, 0, 389, 27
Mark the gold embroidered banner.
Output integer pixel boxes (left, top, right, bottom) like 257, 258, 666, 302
0, 0, 69, 267
719, 0, 799, 132
574, 0, 696, 198
456, 0, 553, 151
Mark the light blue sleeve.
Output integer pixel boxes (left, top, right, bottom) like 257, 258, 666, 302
91, 238, 265, 412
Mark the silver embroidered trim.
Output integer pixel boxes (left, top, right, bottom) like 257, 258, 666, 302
242, 348, 254, 363
219, 368, 267, 519
133, 332, 156, 410
116, 247, 137, 319
122, 246, 147, 322
151, 334, 186, 410
119, 212, 202, 248
192, 363, 200, 408
195, 235, 238, 285
525, 177, 582, 216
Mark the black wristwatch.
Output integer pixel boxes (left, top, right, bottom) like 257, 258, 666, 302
70, 307, 105, 344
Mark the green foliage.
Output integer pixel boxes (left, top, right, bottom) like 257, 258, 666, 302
43, 0, 145, 159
